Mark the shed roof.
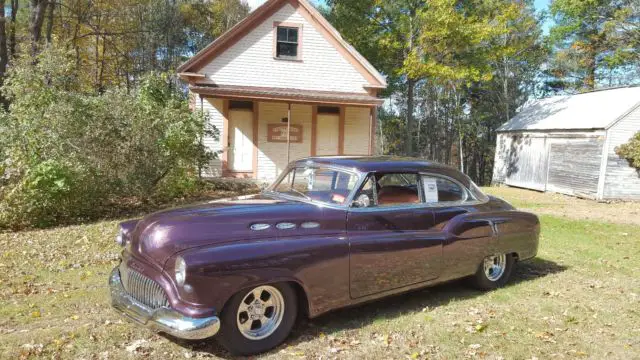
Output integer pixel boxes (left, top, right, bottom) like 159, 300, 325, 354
498, 86, 640, 132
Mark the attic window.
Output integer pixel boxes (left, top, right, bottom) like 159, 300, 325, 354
275, 24, 301, 60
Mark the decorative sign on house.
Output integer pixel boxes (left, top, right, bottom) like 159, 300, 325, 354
268, 124, 303, 143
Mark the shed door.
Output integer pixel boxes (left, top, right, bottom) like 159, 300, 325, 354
229, 110, 254, 172
317, 114, 339, 155
504, 135, 549, 191
546, 138, 603, 198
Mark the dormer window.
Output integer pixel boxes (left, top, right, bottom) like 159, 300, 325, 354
274, 23, 302, 60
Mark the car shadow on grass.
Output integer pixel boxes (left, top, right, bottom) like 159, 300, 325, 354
173, 257, 566, 358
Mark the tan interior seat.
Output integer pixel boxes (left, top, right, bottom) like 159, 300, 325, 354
377, 186, 419, 206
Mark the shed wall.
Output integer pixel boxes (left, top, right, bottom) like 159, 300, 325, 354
603, 105, 640, 200
493, 131, 605, 198
546, 139, 603, 198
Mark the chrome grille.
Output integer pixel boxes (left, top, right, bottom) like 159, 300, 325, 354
119, 263, 169, 309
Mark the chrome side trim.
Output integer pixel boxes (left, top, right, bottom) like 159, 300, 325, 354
276, 222, 297, 230
109, 267, 220, 340
251, 223, 271, 231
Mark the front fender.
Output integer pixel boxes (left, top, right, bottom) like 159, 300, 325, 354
169, 235, 350, 318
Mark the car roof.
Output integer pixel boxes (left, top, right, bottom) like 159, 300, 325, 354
294, 156, 462, 177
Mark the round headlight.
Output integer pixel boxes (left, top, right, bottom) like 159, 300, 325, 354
115, 229, 125, 247
175, 256, 187, 286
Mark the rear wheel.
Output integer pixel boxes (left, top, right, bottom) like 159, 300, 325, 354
217, 283, 297, 356
471, 253, 515, 290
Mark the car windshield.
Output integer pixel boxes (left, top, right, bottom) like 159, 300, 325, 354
268, 167, 360, 206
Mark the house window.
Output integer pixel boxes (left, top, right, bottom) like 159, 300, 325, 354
318, 106, 340, 115
276, 26, 300, 59
229, 100, 254, 110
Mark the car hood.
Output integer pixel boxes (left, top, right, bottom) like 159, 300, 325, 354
126, 193, 336, 269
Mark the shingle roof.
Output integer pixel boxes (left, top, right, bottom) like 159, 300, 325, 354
498, 87, 640, 132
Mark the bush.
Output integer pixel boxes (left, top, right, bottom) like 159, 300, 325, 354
616, 131, 640, 170
0, 46, 216, 230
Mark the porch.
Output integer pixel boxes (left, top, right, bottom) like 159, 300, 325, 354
190, 84, 383, 181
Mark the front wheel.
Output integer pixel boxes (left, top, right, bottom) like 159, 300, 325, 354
217, 283, 297, 356
471, 253, 515, 290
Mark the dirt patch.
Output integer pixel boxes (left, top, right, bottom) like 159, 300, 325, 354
485, 186, 640, 225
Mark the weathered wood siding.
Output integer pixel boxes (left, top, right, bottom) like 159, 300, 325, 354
493, 131, 605, 198
199, 3, 369, 94
493, 133, 549, 191
546, 138, 603, 198
603, 104, 640, 200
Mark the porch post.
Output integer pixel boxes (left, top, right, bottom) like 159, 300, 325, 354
286, 103, 292, 164
222, 99, 230, 174
338, 105, 345, 155
370, 106, 377, 156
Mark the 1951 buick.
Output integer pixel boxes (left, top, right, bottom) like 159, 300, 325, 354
109, 157, 540, 355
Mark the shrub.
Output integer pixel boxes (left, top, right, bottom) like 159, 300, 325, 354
0, 46, 216, 230
616, 131, 640, 170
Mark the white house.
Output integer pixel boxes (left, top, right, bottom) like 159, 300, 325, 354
492, 86, 640, 200
178, 0, 387, 181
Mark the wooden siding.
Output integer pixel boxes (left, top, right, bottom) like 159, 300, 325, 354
199, 96, 372, 180
344, 106, 372, 155
546, 139, 603, 198
196, 94, 224, 177
493, 131, 605, 199
256, 102, 313, 180
603, 105, 640, 200
199, 3, 369, 94
493, 133, 549, 191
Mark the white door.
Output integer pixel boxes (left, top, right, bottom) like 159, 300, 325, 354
229, 110, 254, 172
317, 114, 339, 155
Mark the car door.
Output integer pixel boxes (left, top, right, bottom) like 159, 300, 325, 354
347, 173, 442, 299
423, 174, 494, 280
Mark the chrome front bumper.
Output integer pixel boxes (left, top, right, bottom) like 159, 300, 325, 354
109, 267, 220, 340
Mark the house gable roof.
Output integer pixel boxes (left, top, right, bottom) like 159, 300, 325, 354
498, 86, 640, 132
177, 0, 387, 89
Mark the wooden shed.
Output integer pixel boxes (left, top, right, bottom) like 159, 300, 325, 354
492, 87, 640, 200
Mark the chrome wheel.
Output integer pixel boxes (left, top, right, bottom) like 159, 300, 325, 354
236, 286, 285, 340
483, 254, 507, 282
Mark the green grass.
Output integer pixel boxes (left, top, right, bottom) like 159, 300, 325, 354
1, 190, 640, 359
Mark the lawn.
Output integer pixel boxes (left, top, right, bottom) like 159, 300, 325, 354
1, 188, 639, 359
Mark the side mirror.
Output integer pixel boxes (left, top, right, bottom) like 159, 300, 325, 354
352, 194, 371, 208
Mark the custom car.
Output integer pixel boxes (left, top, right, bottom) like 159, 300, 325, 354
109, 156, 540, 355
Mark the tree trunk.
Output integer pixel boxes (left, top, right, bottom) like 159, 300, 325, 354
0, 0, 8, 107
29, 0, 48, 56
406, 78, 416, 156
45, 0, 54, 44
9, 0, 17, 57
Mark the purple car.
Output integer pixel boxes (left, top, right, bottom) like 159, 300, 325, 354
109, 156, 539, 355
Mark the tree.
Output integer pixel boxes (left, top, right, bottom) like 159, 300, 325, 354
547, 0, 640, 92
616, 132, 640, 169
327, 0, 425, 156
0, 0, 8, 93
29, 0, 48, 55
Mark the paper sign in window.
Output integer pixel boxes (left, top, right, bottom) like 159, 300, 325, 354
423, 177, 439, 203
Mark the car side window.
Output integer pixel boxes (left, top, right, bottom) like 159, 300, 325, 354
353, 173, 423, 208
421, 175, 467, 204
